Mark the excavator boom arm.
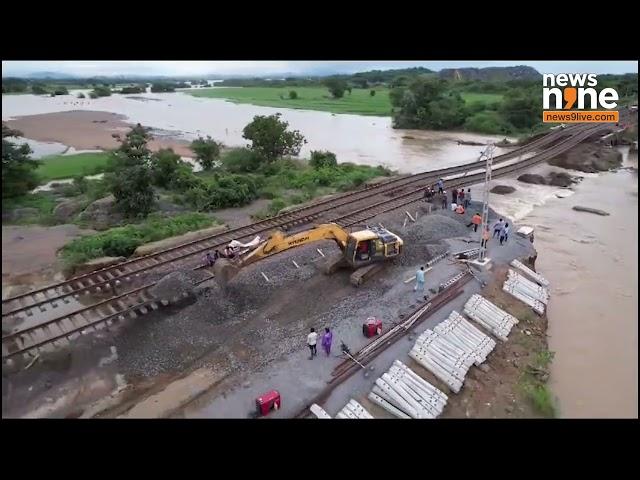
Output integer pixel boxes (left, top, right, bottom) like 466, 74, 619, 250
239, 223, 349, 267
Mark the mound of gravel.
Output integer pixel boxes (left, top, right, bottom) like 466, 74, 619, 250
402, 214, 470, 244
150, 271, 198, 300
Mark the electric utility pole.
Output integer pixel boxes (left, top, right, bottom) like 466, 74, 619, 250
479, 144, 495, 261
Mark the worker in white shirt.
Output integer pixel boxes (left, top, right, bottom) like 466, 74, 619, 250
307, 327, 318, 359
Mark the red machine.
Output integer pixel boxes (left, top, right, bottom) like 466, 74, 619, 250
362, 317, 382, 338
256, 390, 281, 416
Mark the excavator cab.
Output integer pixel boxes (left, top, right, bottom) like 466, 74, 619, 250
345, 227, 403, 268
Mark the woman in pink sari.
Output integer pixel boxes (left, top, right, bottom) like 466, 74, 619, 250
321, 327, 333, 356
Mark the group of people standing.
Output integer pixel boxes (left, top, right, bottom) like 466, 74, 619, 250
424, 179, 472, 212
204, 245, 238, 267
306, 327, 333, 360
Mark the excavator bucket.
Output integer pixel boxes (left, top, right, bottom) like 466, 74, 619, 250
213, 258, 241, 285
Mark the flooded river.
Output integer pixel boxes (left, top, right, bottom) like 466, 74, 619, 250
2, 91, 637, 418
491, 148, 638, 418
2, 91, 513, 173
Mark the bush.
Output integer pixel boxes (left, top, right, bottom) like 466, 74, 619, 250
61, 212, 215, 266
101, 233, 141, 257
370, 90, 376, 97
53, 87, 69, 96
86, 179, 110, 201
309, 150, 338, 169
289, 90, 298, 99
170, 168, 203, 192
89, 91, 98, 99
221, 148, 263, 173
73, 175, 89, 194
120, 85, 145, 94
259, 185, 280, 199
77, 92, 86, 99
270, 198, 286, 214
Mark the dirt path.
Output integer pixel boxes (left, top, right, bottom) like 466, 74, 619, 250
2, 225, 94, 297
5, 110, 195, 157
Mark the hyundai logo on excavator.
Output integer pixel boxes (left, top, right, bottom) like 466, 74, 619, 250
288, 236, 309, 246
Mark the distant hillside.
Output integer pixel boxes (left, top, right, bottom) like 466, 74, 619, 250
439, 66, 541, 82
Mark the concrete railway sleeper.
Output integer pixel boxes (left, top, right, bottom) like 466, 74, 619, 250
1, 123, 602, 320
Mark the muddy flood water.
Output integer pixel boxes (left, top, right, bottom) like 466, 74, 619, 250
2, 91, 637, 418
2, 91, 513, 173
491, 148, 638, 418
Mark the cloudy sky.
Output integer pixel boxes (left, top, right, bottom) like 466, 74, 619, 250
2, 60, 637, 77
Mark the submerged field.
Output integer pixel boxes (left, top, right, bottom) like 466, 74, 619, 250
186, 87, 392, 116
185, 87, 504, 117
37, 152, 110, 181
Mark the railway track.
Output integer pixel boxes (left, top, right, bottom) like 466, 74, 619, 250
0, 123, 591, 319
0, 122, 613, 360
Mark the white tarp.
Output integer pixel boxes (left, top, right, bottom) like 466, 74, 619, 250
228, 236, 262, 250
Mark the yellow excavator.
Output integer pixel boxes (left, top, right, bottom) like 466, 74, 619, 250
213, 223, 404, 287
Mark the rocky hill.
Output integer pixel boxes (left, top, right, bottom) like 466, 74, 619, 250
439, 66, 541, 82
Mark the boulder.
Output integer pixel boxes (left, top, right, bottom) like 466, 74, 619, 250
547, 171, 577, 187
517, 173, 547, 185
572, 206, 610, 216
53, 199, 85, 222
132, 224, 228, 257
548, 145, 623, 172
490, 185, 516, 195
77, 195, 123, 230
70, 256, 126, 277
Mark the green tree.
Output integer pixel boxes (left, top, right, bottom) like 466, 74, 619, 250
309, 150, 337, 169
105, 124, 155, 217
151, 148, 188, 187
150, 83, 176, 93
109, 165, 155, 217
2, 125, 41, 198
31, 83, 48, 95
427, 93, 467, 129
191, 136, 222, 170
500, 89, 541, 130
242, 113, 306, 162
91, 86, 111, 97
289, 90, 298, 99
391, 77, 455, 129
353, 78, 369, 89
324, 78, 347, 98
